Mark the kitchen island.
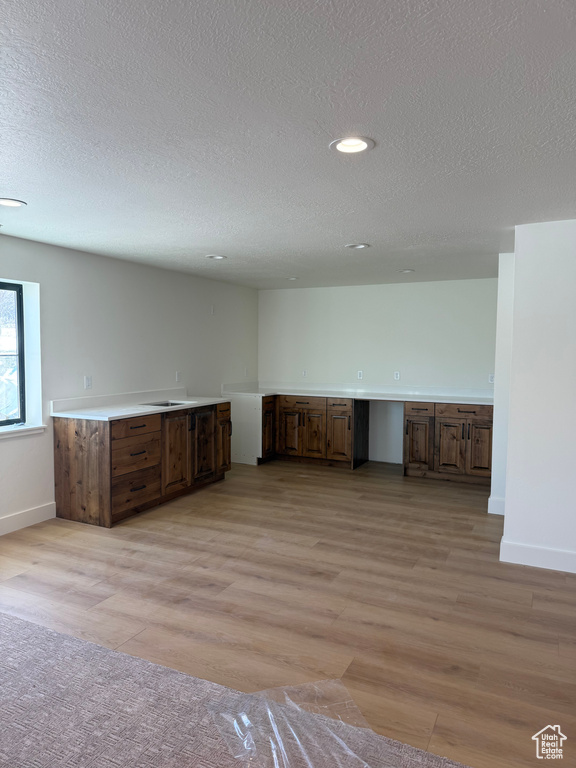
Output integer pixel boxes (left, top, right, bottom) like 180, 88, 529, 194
51, 389, 232, 527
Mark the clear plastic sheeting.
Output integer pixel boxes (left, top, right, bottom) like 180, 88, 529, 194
209, 679, 374, 768
255, 680, 370, 729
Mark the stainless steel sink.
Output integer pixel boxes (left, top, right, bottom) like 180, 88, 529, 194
141, 400, 191, 407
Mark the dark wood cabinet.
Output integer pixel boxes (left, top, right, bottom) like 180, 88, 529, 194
162, 410, 193, 494
216, 402, 232, 473
435, 403, 493, 480
403, 401, 493, 484
403, 402, 435, 472
326, 399, 353, 462
277, 396, 326, 458
466, 419, 493, 477
276, 395, 368, 468
54, 401, 231, 528
301, 409, 326, 458
278, 407, 301, 455
193, 407, 216, 481
435, 417, 467, 474
261, 395, 276, 461
404, 416, 435, 471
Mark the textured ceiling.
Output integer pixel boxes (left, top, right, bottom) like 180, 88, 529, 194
1, 0, 576, 288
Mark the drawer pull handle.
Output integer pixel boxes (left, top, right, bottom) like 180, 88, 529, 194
348, 415, 351, 430
130, 450, 146, 457
130, 424, 147, 430
412, 408, 429, 411
457, 409, 476, 414
461, 424, 465, 439
295, 401, 309, 405
468, 423, 471, 440
406, 422, 409, 435
130, 484, 146, 493
330, 403, 347, 407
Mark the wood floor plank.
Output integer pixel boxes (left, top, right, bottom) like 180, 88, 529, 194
0, 584, 145, 648
0, 460, 574, 768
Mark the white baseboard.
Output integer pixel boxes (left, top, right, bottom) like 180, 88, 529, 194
0, 502, 56, 536
500, 539, 576, 574
487, 495, 505, 516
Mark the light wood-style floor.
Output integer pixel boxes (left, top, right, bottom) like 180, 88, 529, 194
0, 462, 574, 768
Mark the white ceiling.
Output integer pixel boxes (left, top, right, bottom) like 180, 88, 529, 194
2, 0, 576, 289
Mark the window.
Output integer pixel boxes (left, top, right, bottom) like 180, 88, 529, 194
0, 281, 26, 426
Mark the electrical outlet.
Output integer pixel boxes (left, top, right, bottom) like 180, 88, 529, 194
83, 375, 92, 390
489, 373, 495, 384
175, 371, 182, 382
357, 370, 363, 380
394, 371, 400, 381
302, 369, 307, 378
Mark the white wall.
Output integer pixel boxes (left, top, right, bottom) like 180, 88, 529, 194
259, 280, 497, 462
500, 220, 576, 573
0, 236, 258, 532
488, 253, 515, 516
259, 280, 497, 390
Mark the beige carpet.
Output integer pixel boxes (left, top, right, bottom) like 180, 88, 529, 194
0, 612, 470, 767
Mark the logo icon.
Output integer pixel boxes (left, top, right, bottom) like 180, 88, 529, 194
532, 725, 567, 759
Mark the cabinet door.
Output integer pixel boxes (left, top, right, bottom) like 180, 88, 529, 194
192, 407, 216, 481
216, 418, 232, 473
435, 418, 467, 474
466, 420, 493, 477
326, 410, 352, 461
302, 410, 326, 458
262, 407, 276, 459
404, 416, 434, 470
162, 411, 192, 494
278, 409, 300, 455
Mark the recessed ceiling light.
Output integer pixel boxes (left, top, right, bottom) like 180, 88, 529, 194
398, 269, 415, 273
287, 277, 298, 281
330, 137, 375, 153
0, 198, 27, 207
345, 243, 370, 249
205, 254, 227, 260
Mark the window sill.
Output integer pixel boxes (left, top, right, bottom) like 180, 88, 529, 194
0, 424, 48, 441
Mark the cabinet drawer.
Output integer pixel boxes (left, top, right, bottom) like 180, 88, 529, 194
435, 403, 493, 420
405, 402, 435, 416
111, 466, 161, 515
278, 395, 326, 410
327, 398, 353, 410
111, 414, 162, 440
111, 432, 161, 477
217, 402, 231, 418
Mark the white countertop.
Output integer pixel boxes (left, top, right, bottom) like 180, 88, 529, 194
50, 389, 230, 421
223, 385, 493, 406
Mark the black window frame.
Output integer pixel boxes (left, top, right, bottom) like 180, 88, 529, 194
0, 281, 26, 426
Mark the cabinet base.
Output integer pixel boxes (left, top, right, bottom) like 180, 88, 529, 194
111, 473, 226, 525
57, 473, 227, 528
275, 454, 364, 470
404, 468, 490, 485
257, 454, 276, 465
